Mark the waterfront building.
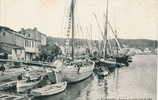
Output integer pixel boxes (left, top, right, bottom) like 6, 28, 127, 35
144, 48, 152, 54
127, 48, 142, 55
0, 26, 47, 61
19, 27, 47, 61
0, 26, 25, 60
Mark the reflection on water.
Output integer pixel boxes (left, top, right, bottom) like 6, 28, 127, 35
33, 75, 93, 100
33, 55, 156, 100
33, 75, 108, 100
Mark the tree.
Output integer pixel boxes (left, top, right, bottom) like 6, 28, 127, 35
36, 44, 62, 62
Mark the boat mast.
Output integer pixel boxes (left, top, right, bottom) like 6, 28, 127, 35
71, 0, 75, 60
103, 0, 109, 59
108, 22, 121, 51
115, 30, 119, 54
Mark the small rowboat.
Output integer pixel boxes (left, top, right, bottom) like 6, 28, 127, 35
30, 67, 67, 97
31, 82, 67, 97
16, 79, 41, 93
16, 68, 45, 93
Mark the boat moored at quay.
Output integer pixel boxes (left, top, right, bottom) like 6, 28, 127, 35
29, 68, 67, 97
61, 58, 94, 83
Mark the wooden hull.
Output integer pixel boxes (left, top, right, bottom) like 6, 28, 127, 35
0, 92, 28, 100
0, 71, 21, 81
16, 80, 40, 93
95, 59, 124, 68
0, 81, 17, 90
62, 64, 94, 83
31, 82, 67, 97
0, 72, 20, 91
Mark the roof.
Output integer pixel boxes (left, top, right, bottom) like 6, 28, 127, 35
0, 26, 25, 39
20, 28, 47, 37
0, 26, 17, 33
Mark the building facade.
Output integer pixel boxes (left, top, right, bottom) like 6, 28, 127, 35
19, 27, 47, 61
0, 26, 25, 60
0, 26, 47, 61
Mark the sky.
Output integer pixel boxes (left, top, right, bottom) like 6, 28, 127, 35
0, 0, 158, 40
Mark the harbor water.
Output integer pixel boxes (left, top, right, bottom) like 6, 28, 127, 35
33, 55, 157, 100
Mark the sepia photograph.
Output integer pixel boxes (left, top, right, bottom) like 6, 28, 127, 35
0, 0, 157, 100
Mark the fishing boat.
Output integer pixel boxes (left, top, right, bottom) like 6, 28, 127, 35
31, 68, 67, 97
16, 67, 45, 93
92, 0, 134, 75
16, 78, 41, 93
0, 64, 26, 91
90, 0, 118, 75
55, 0, 95, 83
31, 82, 67, 97
61, 59, 94, 83
0, 92, 29, 100
93, 61, 109, 76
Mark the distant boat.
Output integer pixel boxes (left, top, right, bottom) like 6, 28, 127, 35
92, 0, 119, 66
92, 0, 134, 73
58, 0, 94, 83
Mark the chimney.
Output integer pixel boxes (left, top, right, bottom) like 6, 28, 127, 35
20, 28, 25, 35
33, 27, 37, 32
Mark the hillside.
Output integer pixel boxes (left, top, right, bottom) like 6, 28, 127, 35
118, 39, 157, 49
47, 36, 157, 50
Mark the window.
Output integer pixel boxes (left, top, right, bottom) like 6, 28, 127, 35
29, 41, 31, 47
32, 41, 34, 47
25, 40, 27, 47
3, 32, 5, 36
15, 49, 17, 54
28, 40, 31, 47
25, 40, 29, 47
28, 40, 30, 47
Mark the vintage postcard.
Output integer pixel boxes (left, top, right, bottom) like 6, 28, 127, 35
0, 0, 157, 100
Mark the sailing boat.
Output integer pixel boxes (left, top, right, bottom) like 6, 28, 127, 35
57, 0, 94, 83
92, 0, 119, 72
92, 0, 134, 76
